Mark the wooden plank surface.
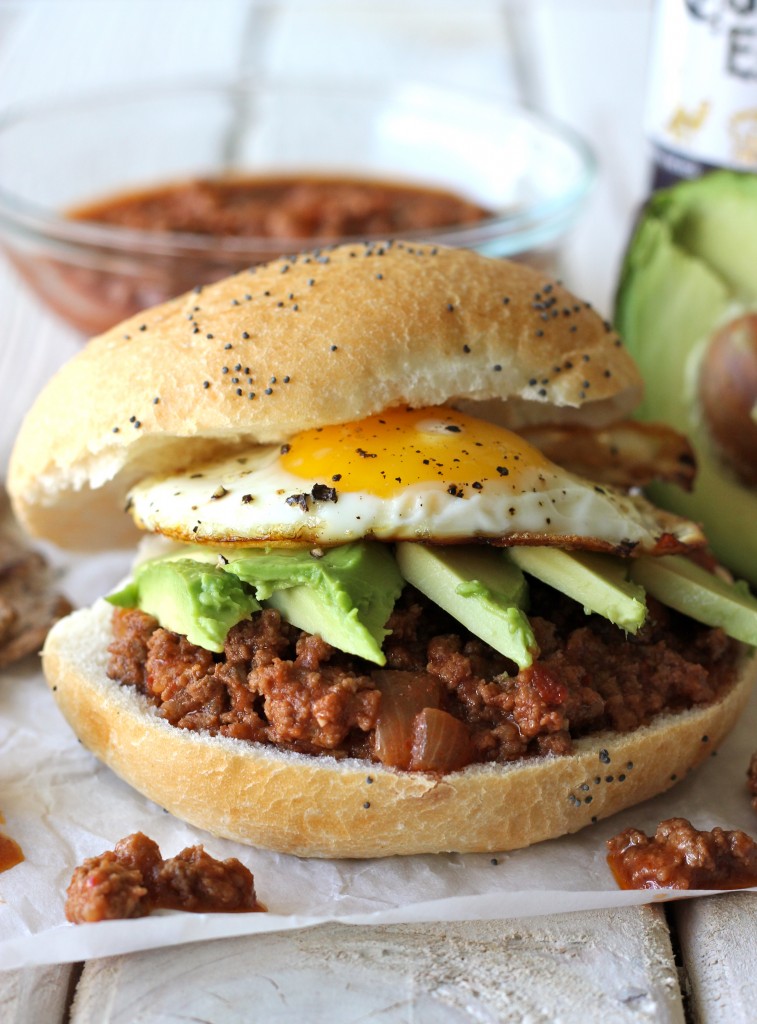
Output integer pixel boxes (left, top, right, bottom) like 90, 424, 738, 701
0, 964, 75, 1024
66, 910, 684, 1024
673, 892, 757, 1023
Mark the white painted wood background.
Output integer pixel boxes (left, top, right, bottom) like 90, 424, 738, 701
3, 2, 757, 1020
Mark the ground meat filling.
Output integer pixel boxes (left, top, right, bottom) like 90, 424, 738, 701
606, 817, 757, 890
65, 832, 263, 923
107, 581, 741, 772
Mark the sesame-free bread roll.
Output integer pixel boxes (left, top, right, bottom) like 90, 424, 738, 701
9, 242, 642, 549
42, 600, 756, 858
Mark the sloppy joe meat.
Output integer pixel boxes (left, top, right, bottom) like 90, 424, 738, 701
607, 817, 757, 890
107, 579, 741, 773
65, 832, 262, 923
70, 175, 492, 240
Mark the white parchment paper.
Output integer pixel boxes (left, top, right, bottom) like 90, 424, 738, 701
1, 548, 756, 971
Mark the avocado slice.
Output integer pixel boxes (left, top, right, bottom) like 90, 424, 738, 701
506, 546, 647, 633
629, 555, 757, 646
395, 542, 537, 669
223, 542, 404, 665
108, 558, 260, 653
614, 171, 757, 584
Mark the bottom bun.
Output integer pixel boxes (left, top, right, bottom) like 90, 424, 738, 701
42, 601, 757, 858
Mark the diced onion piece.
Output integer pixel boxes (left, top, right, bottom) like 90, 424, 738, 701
372, 670, 441, 769
408, 707, 475, 774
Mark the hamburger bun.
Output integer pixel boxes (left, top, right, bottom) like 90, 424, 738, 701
42, 599, 757, 858
12, 242, 755, 861
9, 242, 642, 550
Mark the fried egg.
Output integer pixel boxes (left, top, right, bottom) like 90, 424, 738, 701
127, 407, 704, 554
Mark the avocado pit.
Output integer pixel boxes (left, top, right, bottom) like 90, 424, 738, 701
699, 312, 757, 486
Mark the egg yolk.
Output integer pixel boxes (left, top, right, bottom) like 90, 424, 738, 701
278, 406, 554, 497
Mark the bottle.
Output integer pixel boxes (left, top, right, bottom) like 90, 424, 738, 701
646, 0, 757, 190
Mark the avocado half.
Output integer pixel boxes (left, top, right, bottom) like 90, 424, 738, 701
615, 170, 757, 584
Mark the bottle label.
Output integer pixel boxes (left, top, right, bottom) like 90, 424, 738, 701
646, 0, 757, 175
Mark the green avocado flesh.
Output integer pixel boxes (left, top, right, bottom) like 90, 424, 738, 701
614, 170, 757, 584
108, 558, 260, 652
395, 542, 537, 669
506, 547, 647, 634
108, 537, 757, 664
224, 542, 404, 665
629, 555, 757, 646
110, 541, 403, 663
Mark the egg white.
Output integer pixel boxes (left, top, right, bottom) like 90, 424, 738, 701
127, 409, 704, 554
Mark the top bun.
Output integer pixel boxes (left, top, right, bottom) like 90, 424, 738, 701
9, 242, 642, 550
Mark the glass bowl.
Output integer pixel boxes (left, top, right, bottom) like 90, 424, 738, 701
0, 79, 595, 336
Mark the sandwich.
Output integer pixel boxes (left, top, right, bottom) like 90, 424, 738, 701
8, 242, 757, 858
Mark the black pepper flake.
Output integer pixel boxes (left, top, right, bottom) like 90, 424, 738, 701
206, 333, 214, 340
129, 415, 136, 423
312, 483, 338, 503
241, 494, 254, 504
493, 364, 502, 372
202, 381, 210, 389
153, 396, 160, 404
280, 443, 291, 454
112, 426, 120, 433
332, 473, 342, 481
365, 776, 373, 784
445, 424, 462, 433
139, 324, 147, 332
584, 796, 593, 804
330, 344, 338, 352
490, 858, 499, 865
286, 492, 310, 511
462, 344, 471, 353
356, 448, 377, 459
446, 303, 455, 312
496, 466, 509, 476
702, 735, 709, 743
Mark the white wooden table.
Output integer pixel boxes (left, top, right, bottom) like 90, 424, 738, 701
2, 2, 757, 1020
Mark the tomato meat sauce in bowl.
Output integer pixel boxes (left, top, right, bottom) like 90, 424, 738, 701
0, 80, 595, 335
